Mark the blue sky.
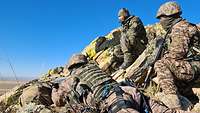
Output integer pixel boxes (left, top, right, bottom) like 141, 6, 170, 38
0, 0, 199, 80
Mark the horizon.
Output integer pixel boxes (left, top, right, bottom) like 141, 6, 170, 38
0, 0, 199, 80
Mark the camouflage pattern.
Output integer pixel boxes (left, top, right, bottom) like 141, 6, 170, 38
52, 54, 199, 113
118, 8, 130, 18
120, 16, 147, 55
52, 55, 114, 106
120, 15, 148, 68
154, 19, 200, 108
52, 77, 197, 113
145, 22, 166, 41
70, 61, 114, 94
156, 1, 182, 18
51, 76, 75, 106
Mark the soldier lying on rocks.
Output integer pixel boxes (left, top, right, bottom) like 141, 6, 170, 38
51, 54, 196, 113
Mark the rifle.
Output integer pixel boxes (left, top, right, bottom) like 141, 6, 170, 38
127, 37, 165, 88
143, 37, 165, 88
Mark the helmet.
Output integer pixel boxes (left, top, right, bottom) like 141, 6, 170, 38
118, 8, 130, 17
67, 54, 88, 69
156, 1, 182, 19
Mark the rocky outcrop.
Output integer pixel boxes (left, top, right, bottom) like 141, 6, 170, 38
0, 23, 199, 113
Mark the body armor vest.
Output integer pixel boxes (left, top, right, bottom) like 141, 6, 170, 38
72, 61, 117, 101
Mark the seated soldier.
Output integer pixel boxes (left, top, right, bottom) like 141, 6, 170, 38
154, 1, 200, 110
52, 54, 196, 113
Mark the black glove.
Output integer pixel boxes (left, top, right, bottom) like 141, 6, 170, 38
52, 83, 59, 89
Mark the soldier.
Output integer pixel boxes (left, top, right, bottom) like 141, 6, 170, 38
118, 8, 148, 69
154, 1, 200, 110
96, 8, 148, 70
52, 54, 197, 113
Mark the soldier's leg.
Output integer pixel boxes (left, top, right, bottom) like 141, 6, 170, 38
112, 45, 124, 70
154, 59, 178, 94
167, 59, 194, 82
119, 36, 134, 69
154, 59, 182, 109
166, 59, 198, 103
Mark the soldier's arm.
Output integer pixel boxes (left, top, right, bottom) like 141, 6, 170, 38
128, 17, 146, 45
164, 24, 191, 60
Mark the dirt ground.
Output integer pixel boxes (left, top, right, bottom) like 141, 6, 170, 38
0, 81, 26, 96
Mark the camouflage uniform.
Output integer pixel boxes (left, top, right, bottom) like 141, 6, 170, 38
118, 8, 148, 69
154, 1, 200, 109
51, 54, 198, 113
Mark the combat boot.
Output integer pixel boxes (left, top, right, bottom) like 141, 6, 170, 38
119, 53, 134, 69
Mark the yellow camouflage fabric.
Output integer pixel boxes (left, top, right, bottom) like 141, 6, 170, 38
156, 1, 182, 18
82, 29, 121, 59
145, 22, 166, 41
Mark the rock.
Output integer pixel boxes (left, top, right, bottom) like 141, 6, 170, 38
0, 79, 39, 109
82, 28, 121, 59
82, 28, 121, 74
16, 103, 52, 113
39, 66, 66, 82
192, 102, 200, 112
19, 82, 53, 106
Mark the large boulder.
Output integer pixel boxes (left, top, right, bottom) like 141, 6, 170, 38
82, 28, 122, 74
82, 28, 121, 59
0, 79, 39, 110
19, 82, 53, 106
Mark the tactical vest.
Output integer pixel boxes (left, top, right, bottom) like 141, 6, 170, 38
71, 61, 117, 101
69, 62, 142, 113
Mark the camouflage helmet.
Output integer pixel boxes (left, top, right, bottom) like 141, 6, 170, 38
118, 8, 130, 17
67, 54, 88, 70
156, 1, 182, 19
